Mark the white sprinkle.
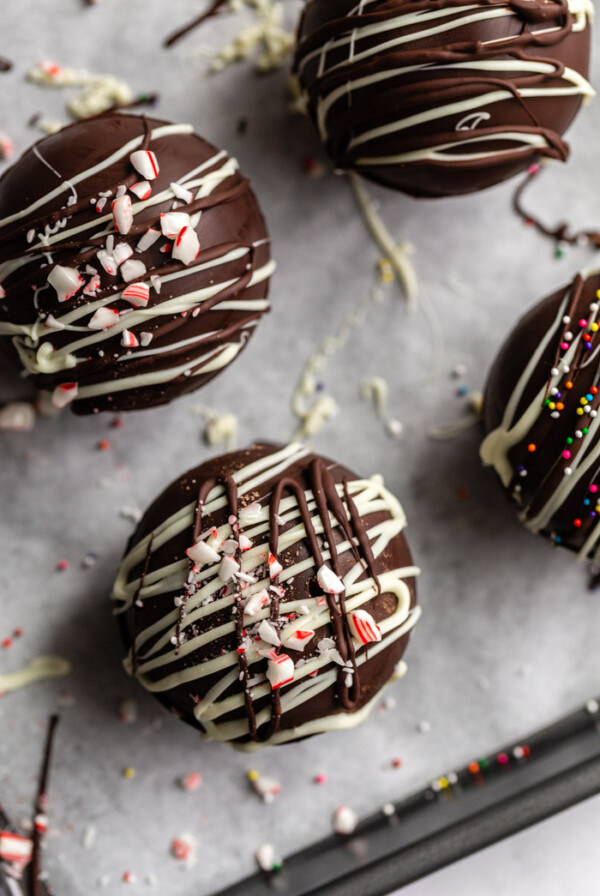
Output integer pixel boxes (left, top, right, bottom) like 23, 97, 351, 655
82, 825, 97, 850
417, 720, 431, 734
333, 806, 358, 836
255, 843, 281, 872
586, 699, 599, 714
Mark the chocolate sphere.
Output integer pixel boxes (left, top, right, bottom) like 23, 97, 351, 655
112, 443, 419, 749
294, 0, 594, 198
0, 113, 273, 414
481, 269, 600, 560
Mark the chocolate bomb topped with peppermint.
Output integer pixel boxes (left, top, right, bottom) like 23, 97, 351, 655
481, 269, 600, 565
112, 442, 420, 749
294, 0, 594, 198
0, 113, 273, 414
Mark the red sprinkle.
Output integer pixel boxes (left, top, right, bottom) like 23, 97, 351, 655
315, 773, 327, 784
56, 559, 69, 571
2, 637, 12, 649
97, 439, 111, 451
111, 415, 124, 429
392, 758, 403, 768
13, 627, 23, 638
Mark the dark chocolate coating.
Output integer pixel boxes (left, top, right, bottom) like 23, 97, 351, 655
116, 444, 418, 747
482, 270, 600, 555
0, 113, 271, 414
294, 0, 592, 198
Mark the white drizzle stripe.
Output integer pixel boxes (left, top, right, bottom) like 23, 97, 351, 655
112, 444, 420, 744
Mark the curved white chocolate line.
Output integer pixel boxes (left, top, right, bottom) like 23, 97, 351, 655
299, 0, 594, 170
112, 443, 420, 745
0, 655, 72, 693
481, 268, 600, 561
0, 132, 272, 404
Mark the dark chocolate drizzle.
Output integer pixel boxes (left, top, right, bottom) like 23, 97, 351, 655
164, 0, 230, 48
512, 165, 600, 251
184, 457, 386, 741
294, 0, 591, 197
28, 715, 59, 896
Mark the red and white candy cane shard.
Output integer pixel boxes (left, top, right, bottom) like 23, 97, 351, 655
160, 211, 190, 239
238, 533, 253, 551
219, 555, 240, 582
52, 382, 78, 408
243, 589, 270, 617
170, 182, 194, 204
172, 226, 200, 266
47, 264, 83, 302
130, 180, 152, 201
0, 831, 33, 864
96, 249, 117, 276
268, 553, 283, 579
186, 539, 220, 566
88, 306, 120, 330
112, 195, 133, 235
266, 652, 294, 690
34, 813, 48, 833
239, 501, 262, 524
121, 259, 147, 283
122, 281, 150, 308
283, 628, 315, 652
121, 329, 139, 348
317, 564, 344, 594
136, 227, 160, 253
348, 609, 382, 645
113, 242, 134, 266
130, 150, 159, 181
171, 834, 196, 862
258, 618, 281, 647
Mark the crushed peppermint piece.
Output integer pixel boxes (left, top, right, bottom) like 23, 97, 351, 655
47, 264, 83, 302
268, 553, 283, 578
258, 619, 281, 647
334, 806, 358, 836
238, 534, 253, 551
160, 211, 190, 239
187, 540, 220, 566
120, 506, 143, 524
112, 195, 133, 235
172, 226, 200, 265
121, 259, 147, 282
122, 281, 150, 307
130, 150, 159, 180
113, 242, 134, 266
130, 181, 152, 201
239, 502, 262, 524
348, 610, 382, 645
82, 825, 97, 849
150, 274, 162, 293
83, 274, 101, 297
283, 628, 314, 652
88, 307, 119, 330
266, 652, 294, 689
137, 227, 160, 252
317, 564, 344, 594
121, 329, 139, 348
96, 249, 117, 275
52, 382, 78, 408
170, 182, 194, 204
243, 590, 270, 617
140, 331, 153, 347
219, 555, 240, 582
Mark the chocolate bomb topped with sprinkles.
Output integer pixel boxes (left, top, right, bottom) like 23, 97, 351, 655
0, 112, 273, 414
481, 269, 600, 567
112, 442, 420, 749
294, 0, 594, 198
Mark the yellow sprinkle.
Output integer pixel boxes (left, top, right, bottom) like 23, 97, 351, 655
591, 323, 599, 332
247, 770, 259, 782
439, 776, 449, 789
577, 408, 584, 416
596, 505, 600, 513
548, 402, 556, 410
123, 767, 135, 779
581, 397, 588, 405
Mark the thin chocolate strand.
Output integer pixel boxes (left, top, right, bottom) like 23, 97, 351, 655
29, 715, 59, 896
164, 0, 231, 48
513, 167, 600, 249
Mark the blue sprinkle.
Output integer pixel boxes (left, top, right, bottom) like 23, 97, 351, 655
555, 536, 563, 544
584, 499, 591, 505
457, 385, 470, 397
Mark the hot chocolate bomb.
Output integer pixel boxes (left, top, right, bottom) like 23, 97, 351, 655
0, 113, 273, 414
294, 0, 594, 198
481, 269, 600, 564
112, 443, 420, 748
